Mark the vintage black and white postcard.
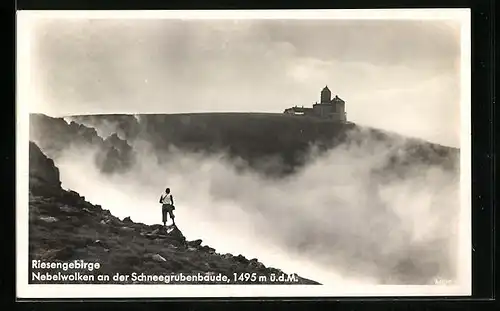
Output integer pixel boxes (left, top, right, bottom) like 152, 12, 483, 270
16, 9, 471, 298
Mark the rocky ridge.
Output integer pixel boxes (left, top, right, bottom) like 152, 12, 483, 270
29, 114, 135, 175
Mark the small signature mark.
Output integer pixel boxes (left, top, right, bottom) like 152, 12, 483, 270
433, 278, 453, 285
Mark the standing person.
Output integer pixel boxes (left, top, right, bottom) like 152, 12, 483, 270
159, 187, 175, 226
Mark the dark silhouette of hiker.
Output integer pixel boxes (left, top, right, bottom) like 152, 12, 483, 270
159, 187, 175, 226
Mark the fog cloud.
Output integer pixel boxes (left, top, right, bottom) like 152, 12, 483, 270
52, 126, 460, 286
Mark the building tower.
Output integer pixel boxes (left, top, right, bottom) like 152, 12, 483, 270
332, 95, 347, 122
320, 85, 331, 103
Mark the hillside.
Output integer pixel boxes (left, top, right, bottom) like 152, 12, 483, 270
28, 141, 319, 285
31, 113, 459, 178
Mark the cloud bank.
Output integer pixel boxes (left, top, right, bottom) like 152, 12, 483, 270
52, 126, 460, 286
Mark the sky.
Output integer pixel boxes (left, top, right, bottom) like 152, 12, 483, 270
21, 12, 466, 148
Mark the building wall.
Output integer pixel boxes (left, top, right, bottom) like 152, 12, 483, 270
336, 102, 346, 121
330, 101, 346, 122
284, 107, 315, 116
284, 106, 346, 122
312, 104, 334, 118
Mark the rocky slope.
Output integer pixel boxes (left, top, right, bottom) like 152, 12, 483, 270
28, 141, 319, 285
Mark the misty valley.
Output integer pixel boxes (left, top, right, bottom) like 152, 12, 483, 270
28, 112, 460, 286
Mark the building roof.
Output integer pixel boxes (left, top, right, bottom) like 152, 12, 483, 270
285, 106, 313, 113
332, 95, 345, 103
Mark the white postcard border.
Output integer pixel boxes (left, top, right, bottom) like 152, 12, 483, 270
16, 8, 472, 298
